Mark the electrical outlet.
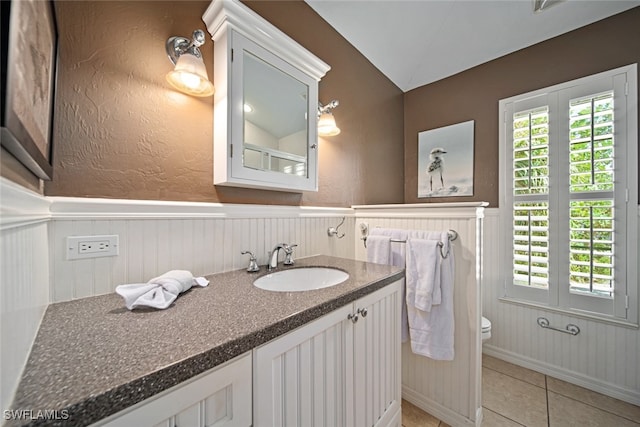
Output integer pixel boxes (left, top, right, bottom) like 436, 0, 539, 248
67, 235, 119, 260
79, 240, 110, 253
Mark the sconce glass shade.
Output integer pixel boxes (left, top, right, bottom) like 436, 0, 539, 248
318, 112, 341, 136
166, 53, 214, 97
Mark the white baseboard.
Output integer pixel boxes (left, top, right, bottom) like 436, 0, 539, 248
402, 386, 480, 427
483, 345, 640, 406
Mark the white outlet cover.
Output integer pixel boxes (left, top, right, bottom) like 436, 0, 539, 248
67, 235, 119, 260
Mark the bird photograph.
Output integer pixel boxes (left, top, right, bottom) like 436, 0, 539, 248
427, 147, 447, 191
418, 120, 475, 198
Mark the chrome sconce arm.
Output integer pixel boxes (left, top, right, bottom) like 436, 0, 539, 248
318, 100, 339, 115
166, 30, 206, 64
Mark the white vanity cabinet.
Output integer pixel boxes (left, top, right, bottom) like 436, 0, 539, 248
97, 352, 252, 427
253, 280, 402, 427
95, 280, 401, 427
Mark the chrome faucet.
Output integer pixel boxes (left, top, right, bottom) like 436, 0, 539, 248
268, 243, 297, 270
268, 243, 288, 271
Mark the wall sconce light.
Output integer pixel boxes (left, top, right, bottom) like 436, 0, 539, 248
165, 29, 214, 97
533, 0, 564, 12
318, 100, 341, 136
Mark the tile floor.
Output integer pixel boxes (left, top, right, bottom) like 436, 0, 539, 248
402, 354, 640, 427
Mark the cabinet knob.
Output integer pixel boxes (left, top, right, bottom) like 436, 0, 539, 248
347, 313, 358, 323
357, 308, 368, 318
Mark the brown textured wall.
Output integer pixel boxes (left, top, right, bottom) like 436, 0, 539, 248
244, 1, 404, 206
404, 7, 640, 207
42, 0, 404, 206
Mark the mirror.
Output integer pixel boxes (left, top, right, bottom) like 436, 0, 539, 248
242, 51, 309, 177
205, 0, 330, 192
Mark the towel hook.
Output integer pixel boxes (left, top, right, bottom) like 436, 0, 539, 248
438, 229, 457, 258
436, 231, 458, 259
328, 217, 346, 239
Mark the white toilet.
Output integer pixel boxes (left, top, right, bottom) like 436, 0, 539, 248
481, 316, 492, 341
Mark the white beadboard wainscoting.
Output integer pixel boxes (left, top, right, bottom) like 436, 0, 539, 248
353, 203, 486, 427
482, 208, 640, 405
0, 179, 51, 412
47, 198, 355, 301
0, 177, 356, 410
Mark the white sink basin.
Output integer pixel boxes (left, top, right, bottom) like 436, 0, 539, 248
254, 267, 349, 292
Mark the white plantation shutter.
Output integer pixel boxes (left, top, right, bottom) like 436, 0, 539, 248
513, 202, 549, 288
513, 107, 550, 196
568, 200, 614, 296
511, 107, 550, 290
566, 91, 616, 300
568, 93, 615, 194
500, 65, 638, 322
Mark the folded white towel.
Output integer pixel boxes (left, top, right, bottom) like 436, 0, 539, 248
368, 228, 409, 343
366, 235, 392, 264
116, 270, 209, 310
406, 238, 441, 312
407, 231, 455, 360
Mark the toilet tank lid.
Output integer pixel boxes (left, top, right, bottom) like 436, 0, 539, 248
482, 316, 491, 330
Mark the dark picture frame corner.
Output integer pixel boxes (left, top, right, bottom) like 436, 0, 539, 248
1, 0, 58, 180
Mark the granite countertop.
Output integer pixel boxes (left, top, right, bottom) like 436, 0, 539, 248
9, 255, 404, 426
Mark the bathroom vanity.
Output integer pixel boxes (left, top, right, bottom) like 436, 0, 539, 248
8, 256, 403, 426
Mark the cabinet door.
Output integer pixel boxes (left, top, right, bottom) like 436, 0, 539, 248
351, 280, 402, 427
98, 352, 252, 427
253, 305, 353, 427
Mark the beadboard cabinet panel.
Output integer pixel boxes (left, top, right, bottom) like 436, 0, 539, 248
352, 282, 402, 427
253, 305, 352, 427
253, 281, 402, 427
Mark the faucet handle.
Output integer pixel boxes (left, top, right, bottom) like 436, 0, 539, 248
241, 251, 260, 273
283, 244, 297, 265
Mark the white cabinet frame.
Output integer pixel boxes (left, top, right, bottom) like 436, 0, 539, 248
203, 0, 330, 192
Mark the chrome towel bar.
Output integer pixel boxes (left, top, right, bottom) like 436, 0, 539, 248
360, 224, 458, 259
387, 230, 457, 259
537, 317, 580, 336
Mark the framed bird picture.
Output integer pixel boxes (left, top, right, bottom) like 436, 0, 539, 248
418, 120, 474, 198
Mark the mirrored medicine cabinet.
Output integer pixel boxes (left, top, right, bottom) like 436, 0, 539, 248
203, 0, 331, 192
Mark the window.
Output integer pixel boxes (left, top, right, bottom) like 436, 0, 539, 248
499, 64, 638, 323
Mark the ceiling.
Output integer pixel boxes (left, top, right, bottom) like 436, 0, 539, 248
305, 0, 640, 92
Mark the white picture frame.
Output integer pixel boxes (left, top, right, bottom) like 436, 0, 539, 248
418, 120, 474, 198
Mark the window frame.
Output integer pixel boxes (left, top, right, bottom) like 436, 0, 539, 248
499, 64, 638, 324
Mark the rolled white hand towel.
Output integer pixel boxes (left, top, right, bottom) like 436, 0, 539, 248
116, 270, 209, 310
